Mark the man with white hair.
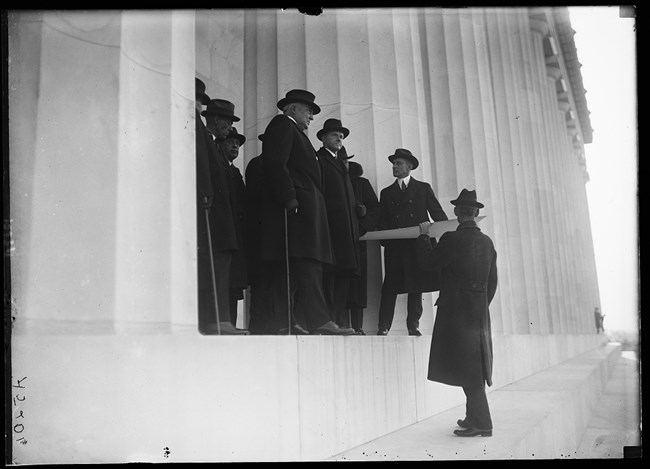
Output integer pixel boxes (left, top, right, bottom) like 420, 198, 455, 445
259, 90, 355, 335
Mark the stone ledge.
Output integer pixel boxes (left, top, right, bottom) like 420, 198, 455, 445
330, 342, 621, 460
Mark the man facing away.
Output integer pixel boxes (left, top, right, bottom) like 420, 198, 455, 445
417, 189, 498, 437
376, 148, 448, 336
259, 89, 355, 335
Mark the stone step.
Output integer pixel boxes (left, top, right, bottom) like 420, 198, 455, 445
330, 342, 622, 460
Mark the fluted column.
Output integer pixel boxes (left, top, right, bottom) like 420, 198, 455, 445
170, 10, 199, 327
12, 11, 123, 332
115, 11, 175, 331
243, 9, 278, 165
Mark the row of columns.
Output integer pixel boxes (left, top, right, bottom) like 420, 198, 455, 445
9, 8, 600, 335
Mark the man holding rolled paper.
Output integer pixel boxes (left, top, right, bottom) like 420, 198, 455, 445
376, 149, 448, 336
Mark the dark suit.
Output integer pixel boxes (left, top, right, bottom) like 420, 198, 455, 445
347, 174, 380, 330
377, 177, 447, 332
227, 161, 248, 325
260, 115, 333, 332
416, 220, 498, 429
196, 112, 239, 331
318, 147, 360, 326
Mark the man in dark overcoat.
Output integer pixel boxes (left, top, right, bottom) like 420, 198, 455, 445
194, 81, 247, 335
377, 148, 448, 336
260, 89, 355, 335
340, 156, 380, 335
245, 134, 309, 335
316, 120, 361, 328
219, 127, 248, 327
416, 189, 498, 437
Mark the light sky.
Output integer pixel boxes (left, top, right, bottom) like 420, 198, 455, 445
568, 7, 638, 333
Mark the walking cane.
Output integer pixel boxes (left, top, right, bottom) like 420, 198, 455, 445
204, 202, 221, 335
284, 209, 291, 335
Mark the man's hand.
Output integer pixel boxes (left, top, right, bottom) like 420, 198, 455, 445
286, 198, 299, 215
200, 196, 213, 209
419, 221, 432, 236
356, 203, 367, 217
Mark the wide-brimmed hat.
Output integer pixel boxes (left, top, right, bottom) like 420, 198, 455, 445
201, 99, 241, 122
450, 189, 484, 208
276, 89, 321, 115
337, 146, 354, 160
317, 118, 350, 141
224, 127, 246, 146
195, 78, 211, 105
388, 148, 419, 170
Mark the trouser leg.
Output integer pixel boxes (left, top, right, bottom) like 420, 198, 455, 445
289, 258, 331, 332
406, 292, 423, 331
350, 307, 364, 331
378, 287, 397, 331
462, 384, 492, 430
212, 250, 232, 325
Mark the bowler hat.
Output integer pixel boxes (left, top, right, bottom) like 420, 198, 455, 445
450, 189, 484, 208
317, 118, 350, 141
195, 78, 211, 105
337, 146, 354, 160
201, 99, 241, 122
388, 148, 419, 170
277, 89, 321, 115
225, 127, 246, 146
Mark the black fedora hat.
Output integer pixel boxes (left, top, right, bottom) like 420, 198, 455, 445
225, 127, 246, 146
317, 118, 350, 141
195, 78, 211, 105
277, 89, 321, 115
337, 146, 354, 160
451, 189, 484, 208
201, 99, 241, 122
388, 148, 419, 170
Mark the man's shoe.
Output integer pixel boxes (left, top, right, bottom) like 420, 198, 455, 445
408, 329, 422, 336
276, 324, 310, 335
355, 329, 366, 335
457, 418, 471, 428
218, 322, 250, 335
377, 329, 388, 336
313, 321, 356, 335
453, 427, 492, 437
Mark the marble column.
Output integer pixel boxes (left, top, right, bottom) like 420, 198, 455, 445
10, 11, 123, 333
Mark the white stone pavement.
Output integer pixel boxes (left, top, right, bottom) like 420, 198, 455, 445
329, 343, 640, 461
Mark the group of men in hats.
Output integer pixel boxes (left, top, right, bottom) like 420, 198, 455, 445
194, 81, 499, 436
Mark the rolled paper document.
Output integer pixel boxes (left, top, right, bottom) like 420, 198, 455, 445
359, 216, 485, 241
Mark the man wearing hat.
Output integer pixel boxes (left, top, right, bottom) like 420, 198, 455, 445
376, 148, 448, 336
416, 189, 498, 437
218, 127, 248, 328
196, 94, 248, 335
316, 120, 361, 328
259, 90, 355, 335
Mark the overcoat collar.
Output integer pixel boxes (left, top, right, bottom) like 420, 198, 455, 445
319, 147, 346, 174
457, 220, 480, 231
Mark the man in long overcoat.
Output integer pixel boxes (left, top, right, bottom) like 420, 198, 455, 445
377, 148, 448, 336
260, 89, 355, 335
341, 157, 380, 335
194, 82, 247, 335
316, 120, 361, 328
416, 189, 498, 437
219, 127, 248, 326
